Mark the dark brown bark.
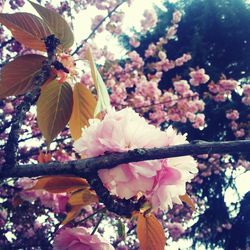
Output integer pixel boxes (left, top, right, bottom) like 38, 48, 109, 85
1, 139, 249, 179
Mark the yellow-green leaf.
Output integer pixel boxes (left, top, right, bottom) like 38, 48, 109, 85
85, 47, 111, 117
31, 176, 89, 193
69, 83, 97, 141
37, 80, 73, 145
117, 219, 126, 240
68, 189, 98, 206
0, 54, 46, 99
0, 13, 51, 51
29, 1, 74, 49
62, 205, 82, 225
137, 213, 166, 250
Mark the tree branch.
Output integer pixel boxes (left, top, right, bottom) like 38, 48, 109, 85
1, 140, 249, 179
2, 35, 60, 170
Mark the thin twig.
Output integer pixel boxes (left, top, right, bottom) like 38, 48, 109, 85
71, 0, 127, 56
74, 207, 106, 226
130, 93, 199, 110
91, 213, 104, 235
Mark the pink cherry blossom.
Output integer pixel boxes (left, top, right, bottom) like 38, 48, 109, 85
226, 109, 239, 120
173, 80, 190, 94
74, 108, 197, 210
167, 26, 177, 39
141, 10, 157, 33
3, 102, 14, 113
193, 114, 205, 129
172, 10, 182, 24
208, 81, 219, 93
166, 222, 184, 241
189, 68, 210, 86
158, 51, 167, 60
219, 79, 237, 91
234, 128, 245, 138
91, 15, 105, 32
145, 43, 157, 57
53, 227, 114, 250
17, 177, 69, 213
242, 84, 250, 105
243, 84, 250, 95
129, 37, 140, 48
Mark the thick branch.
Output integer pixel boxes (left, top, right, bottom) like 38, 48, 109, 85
85, 173, 145, 217
1, 140, 249, 179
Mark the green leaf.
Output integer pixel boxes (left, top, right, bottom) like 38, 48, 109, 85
29, 1, 74, 49
37, 80, 73, 146
0, 13, 51, 51
117, 219, 126, 240
69, 83, 97, 141
0, 54, 46, 99
85, 47, 111, 117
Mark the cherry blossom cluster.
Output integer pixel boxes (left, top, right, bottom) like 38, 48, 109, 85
225, 109, 246, 138
94, 47, 206, 128
17, 178, 69, 214
208, 76, 238, 102
166, 222, 185, 241
189, 68, 210, 86
53, 227, 115, 250
140, 9, 158, 33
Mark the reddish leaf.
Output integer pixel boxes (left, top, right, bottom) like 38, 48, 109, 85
29, 1, 74, 49
37, 151, 52, 163
31, 176, 89, 193
69, 83, 97, 141
0, 54, 46, 99
0, 13, 51, 51
36, 80, 73, 145
180, 194, 196, 211
137, 213, 166, 250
